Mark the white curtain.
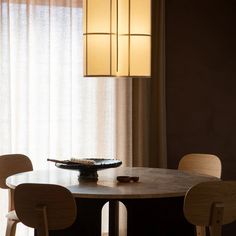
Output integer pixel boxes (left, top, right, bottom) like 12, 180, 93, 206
0, 0, 132, 235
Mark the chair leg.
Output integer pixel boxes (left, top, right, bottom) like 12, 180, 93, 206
5, 219, 17, 236
196, 226, 206, 236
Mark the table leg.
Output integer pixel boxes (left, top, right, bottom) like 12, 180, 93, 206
46, 198, 108, 236
109, 200, 119, 236
121, 197, 195, 236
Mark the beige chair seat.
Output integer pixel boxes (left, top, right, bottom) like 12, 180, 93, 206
0, 154, 33, 236
178, 153, 222, 178
14, 183, 77, 236
184, 181, 236, 236
178, 153, 222, 236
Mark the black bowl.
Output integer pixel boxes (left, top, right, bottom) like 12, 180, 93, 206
55, 158, 122, 181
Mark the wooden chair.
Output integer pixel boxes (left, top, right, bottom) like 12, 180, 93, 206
178, 153, 222, 236
184, 181, 236, 236
178, 153, 222, 178
0, 154, 33, 236
14, 183, 77, 236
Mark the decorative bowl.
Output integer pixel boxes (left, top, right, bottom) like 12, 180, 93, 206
55, 158, 122, 181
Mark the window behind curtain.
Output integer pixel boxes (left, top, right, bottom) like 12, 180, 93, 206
0, 1, 132, 235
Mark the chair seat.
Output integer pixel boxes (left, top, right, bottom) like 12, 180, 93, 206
0, 154, 33, 236
14, 183, 77, 236
6, 210, 19, 222
178, 153, 222, 178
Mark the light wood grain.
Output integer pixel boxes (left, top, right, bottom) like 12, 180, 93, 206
14, 183, 77, 236
7, 167, 219, 199
0, 154, 33, 236
178, 153, 222, 236
184, 181, 236, 236
178, 153, 222, 178
0, 154, 33, 190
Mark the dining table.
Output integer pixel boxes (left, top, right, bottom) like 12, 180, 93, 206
6, 166, 219, 236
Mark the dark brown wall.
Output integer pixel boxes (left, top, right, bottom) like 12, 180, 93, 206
166, 0, 236, 177
165, 0, 236, 234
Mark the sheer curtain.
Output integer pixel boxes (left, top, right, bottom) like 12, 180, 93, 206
0, 0, 132, 235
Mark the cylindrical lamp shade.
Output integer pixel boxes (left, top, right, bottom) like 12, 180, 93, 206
83, 0, 151, 77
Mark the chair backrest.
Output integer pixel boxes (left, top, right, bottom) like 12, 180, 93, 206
178, 153, 222, 178
0, 154, 33, 189
184, 181, 236, 236
14, 183, 77, 236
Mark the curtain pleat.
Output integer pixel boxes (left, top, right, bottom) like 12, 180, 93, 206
149, 0, 167, 167
132, 0, 167, 168
132, 78, 151, 166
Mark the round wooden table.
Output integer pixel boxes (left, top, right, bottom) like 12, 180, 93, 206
7, 167, 219, 236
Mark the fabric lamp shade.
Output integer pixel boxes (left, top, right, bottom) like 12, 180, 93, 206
83, 0, 151, 77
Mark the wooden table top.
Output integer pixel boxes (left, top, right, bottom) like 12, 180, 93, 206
6, 167, 219, 199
